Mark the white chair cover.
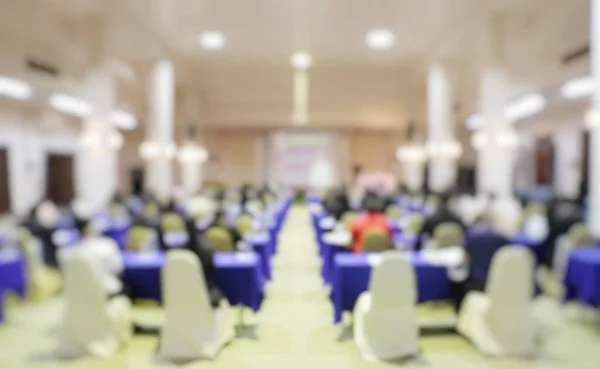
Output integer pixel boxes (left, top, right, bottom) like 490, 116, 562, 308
522, 214, 549, 242
457, 246, 535, 356
57, 251, 131, 358
159, 250, 234, 361
354, 252, 419, 361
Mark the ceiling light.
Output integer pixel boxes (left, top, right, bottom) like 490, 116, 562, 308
110, 110, 137, 130
366, 29, 395, 50
291, 52, 312, 70
0, 76, 33, 100
199, 31, 226, 50
465, 113, 483, 131
49, 93, 91, 117
561, 76, 595, 100
505, 93, 546, 121
586, 106, 600, 129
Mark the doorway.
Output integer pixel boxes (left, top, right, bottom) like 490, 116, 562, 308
131, 167, 144, 195
0, 149, 10, 213
46, 154, 74, 205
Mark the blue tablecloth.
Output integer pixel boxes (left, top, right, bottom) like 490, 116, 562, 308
102, 220, 130, 249
245, 233, 272, 279
122, 251, 265, 311
330, 252, 452, 323
0, 249, 27, 323
564, 247, 600, 307
510, 231, 545, 262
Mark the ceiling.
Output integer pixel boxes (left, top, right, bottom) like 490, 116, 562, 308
0, 0, 592, 132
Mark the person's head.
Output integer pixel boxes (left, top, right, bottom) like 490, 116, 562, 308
76, 218, 94, 238
111, 192, 124, 204
213, 210, 228, 227
364, 196, 383, 214
163, 199, 177, 213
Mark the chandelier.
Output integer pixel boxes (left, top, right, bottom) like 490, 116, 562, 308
79, 122, 123, 153
139, 141, 177, 160
425, 140, 462, 159
471, 130, 520, 151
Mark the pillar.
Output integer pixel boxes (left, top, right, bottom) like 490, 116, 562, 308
145, 59, 175, 204
588, 0, 600, 234
427, 62, 456, 193
476, 14, 516, 198
78, 63, 119, 211
180, 89, 203, 197
476, 68, 515, 197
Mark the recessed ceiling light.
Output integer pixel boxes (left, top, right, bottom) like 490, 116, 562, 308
49, 93, 91, 117
366, 29, 395, 50
560, 76, 595, 100
110, 109, 137, 130
0, 76, 33, 100
504, 93, 546, 121
291, 52, 312, 70
199, 31, 226, 50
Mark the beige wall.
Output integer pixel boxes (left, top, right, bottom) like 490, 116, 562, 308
117, 127, 404, 191
204, 129, 264, 186
339, 129, 403, 185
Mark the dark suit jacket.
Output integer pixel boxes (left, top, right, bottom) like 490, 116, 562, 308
416, 208, 464, 250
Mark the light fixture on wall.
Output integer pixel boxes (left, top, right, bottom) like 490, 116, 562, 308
426, 140, 462, 159
139, 141, 177, 160
586, 106, 600, 129
177, 124, 209, 164
79, 124, 123, 153
396, 120, 427, 163
471, 130, 520, 151
396, 144, 427, 163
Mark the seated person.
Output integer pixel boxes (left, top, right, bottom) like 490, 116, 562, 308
72, 219, 127, 299
24, 199, 61, 268
450, 229, 510, 312
185, 230, 225, 308
542, 198, 583, 269
322, 188, 350, 221
350, 196, 392, 253
205, 210, 243, 248
416, 193, 464, 251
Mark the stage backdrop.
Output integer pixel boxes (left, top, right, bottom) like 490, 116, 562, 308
268, 131, 339, 189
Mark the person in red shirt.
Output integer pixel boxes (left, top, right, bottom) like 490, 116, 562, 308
351, 195, 393, 253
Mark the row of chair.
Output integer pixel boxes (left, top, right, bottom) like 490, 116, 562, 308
354, 247, 536, 360
58, 249, 234, 360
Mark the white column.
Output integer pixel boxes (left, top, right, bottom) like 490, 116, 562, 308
554, 128, 582, 200
427, 62, 456, 193
77, 62, 119, 212
145, 59, 175, 204
405, 162, 425, 193
589, 0, 600, 234
180, 89, 202, 197
476, 68, 514, 197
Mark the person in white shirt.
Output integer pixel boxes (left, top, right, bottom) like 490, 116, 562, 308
77, 218, 126, 298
